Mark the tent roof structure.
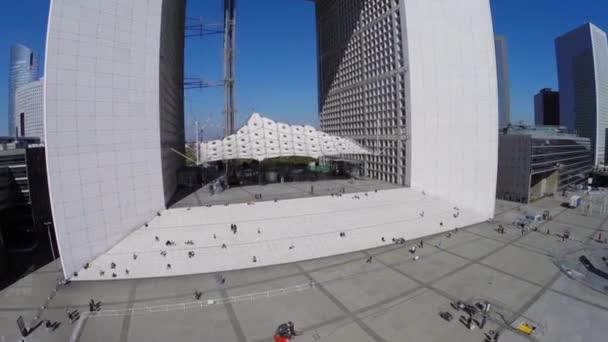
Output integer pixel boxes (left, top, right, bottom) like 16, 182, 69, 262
199, 113, 371, 162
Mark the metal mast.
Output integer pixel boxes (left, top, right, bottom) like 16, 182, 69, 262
223, 0, 236, 137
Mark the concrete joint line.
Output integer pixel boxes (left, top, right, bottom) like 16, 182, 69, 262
294, 264, 385, 342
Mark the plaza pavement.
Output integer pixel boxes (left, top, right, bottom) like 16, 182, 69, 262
1, 195, 608, 342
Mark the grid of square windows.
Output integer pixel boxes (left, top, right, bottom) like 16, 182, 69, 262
317, 0, 407, 185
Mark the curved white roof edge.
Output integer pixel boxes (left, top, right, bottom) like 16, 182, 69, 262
199, 113, 371, 162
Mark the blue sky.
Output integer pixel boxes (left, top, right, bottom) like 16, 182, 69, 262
1, 0, 607, 138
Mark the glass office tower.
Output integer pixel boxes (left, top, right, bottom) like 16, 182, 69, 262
9, 44, 39, 136
556, 23, 608, 165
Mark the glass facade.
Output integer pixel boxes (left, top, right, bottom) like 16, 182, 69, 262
530, 136, 593, 189
14, 79, 44, 141
497, 129, 593, 203
9, 44, 39, 136
317, 0, 408, 185
555, 23, 608, 165
534, 88, 560, 126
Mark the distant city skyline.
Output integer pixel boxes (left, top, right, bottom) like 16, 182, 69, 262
1, 1, 608, 137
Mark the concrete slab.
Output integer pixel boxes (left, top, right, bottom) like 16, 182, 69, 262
465, 222, 523, 243
550, 274, 608, 311
125, 306, 240, 342
423, 229, 480, 251
308, 260, 419, 312
514, 230, 584, 257
555, 210, 603, 230
498, 329, 536, 342
361, 288, 500, 342
298, 251, 368, 272
286, 317, 374, 342
480, 245, 559, 285
446, 236, 504, 260
521, 290, 608, 342
377, 245, 470, 283
227, 282, 345, 342
433, 263, 541, 312
79, 315, 125, 342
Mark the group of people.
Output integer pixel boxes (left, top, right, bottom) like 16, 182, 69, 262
274, 321, 299, 341
230, 224, 238, 234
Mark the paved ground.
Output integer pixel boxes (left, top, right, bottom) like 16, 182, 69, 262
170, 179, 402, 208
1, 196, 608, 342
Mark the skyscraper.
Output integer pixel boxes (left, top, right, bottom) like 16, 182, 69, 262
14, 79, 44, 141
9, 44, 39, 136
534, 88, 560, 126
556, 23, 608, 165
495, 35, 511, 129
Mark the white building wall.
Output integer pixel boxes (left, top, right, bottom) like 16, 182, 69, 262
44, 0, 184, 278
404, 0, 498, 218
15, 79, 44, 141
591, 25, 608, 164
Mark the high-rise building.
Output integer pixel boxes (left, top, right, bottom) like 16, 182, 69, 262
556, 23, 608, 165
495, 35, 511, 129
317, 0, 498, 193
8, 44, 38, 136
534, 88, 560, 126
14, 79, 44, 141
45, 0, 498, 279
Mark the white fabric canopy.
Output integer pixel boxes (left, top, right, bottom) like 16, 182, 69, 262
199, 113, 371, 162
